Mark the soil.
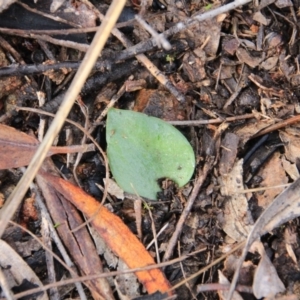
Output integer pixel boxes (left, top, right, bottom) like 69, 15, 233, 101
1, 0, 300, 299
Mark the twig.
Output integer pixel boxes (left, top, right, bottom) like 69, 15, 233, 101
169, 113, 255, 126
0, 0, 126, 238
115, 0, 252, 61
178, 242, 197, 298
0, 36, 25, 65
0, 60, 108, 77
135, 14, 171, 50
223, 85, 244, 109
41, 216, 60, 300
163, 156, 215, 262
24, 34, 89, 52
196, 283, 252, 294
7, 246, 220, 300
73, 99, 90, 187
169, 241, 245, 293
0, 22, 136, 35
134, 199, 143, 240
253, 114, 300, 138
145, 200, 160, 263
90, 76, 131, 131
146, 222, 169, 250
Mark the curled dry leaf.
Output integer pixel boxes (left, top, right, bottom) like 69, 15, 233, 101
255, 152, 288, 209
235, 118, 275, 146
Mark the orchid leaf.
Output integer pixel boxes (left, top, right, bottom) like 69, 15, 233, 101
106, 108, 195, 200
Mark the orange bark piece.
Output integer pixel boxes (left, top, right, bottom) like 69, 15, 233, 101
43, 172, 172, 295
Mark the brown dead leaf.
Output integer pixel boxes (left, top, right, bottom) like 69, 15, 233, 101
182, 16, 222, 56
219, 133, 239, 175
253, 11, 270, 25
236, 48, 264, 68
219, 159, 253, 242
255, 152, 288, 209
279, 129, 300, 163
134, 89, 186, 121
222, 38, 240, 55
39, 170, 172, 296
0, 124, 95, 169
261, 56, 278, 70
182, 50, 206, 83
281, 156, 299, 180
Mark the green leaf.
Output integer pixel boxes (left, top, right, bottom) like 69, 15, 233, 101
106, 108, 195, 200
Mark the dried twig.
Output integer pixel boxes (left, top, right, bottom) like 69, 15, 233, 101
163, 156, 215, 262
10, 245, 235, 300
169, 113, 255, 126
115, 0, 252, 61
0, 60, 108, 77
253, 114, 300, 138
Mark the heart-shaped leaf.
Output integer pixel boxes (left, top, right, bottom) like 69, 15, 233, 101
106, 108, 195, 200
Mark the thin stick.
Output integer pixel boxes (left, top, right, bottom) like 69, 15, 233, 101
116, 0, 252, 60
163, 157, 215, 262
135, 14, 171, 50
0, 0, 126, 238
7, 246, 225, 300
169, 113, 255, 125
253, 114, 300, 138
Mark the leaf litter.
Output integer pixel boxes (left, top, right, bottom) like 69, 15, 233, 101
1, 0, 300, 299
